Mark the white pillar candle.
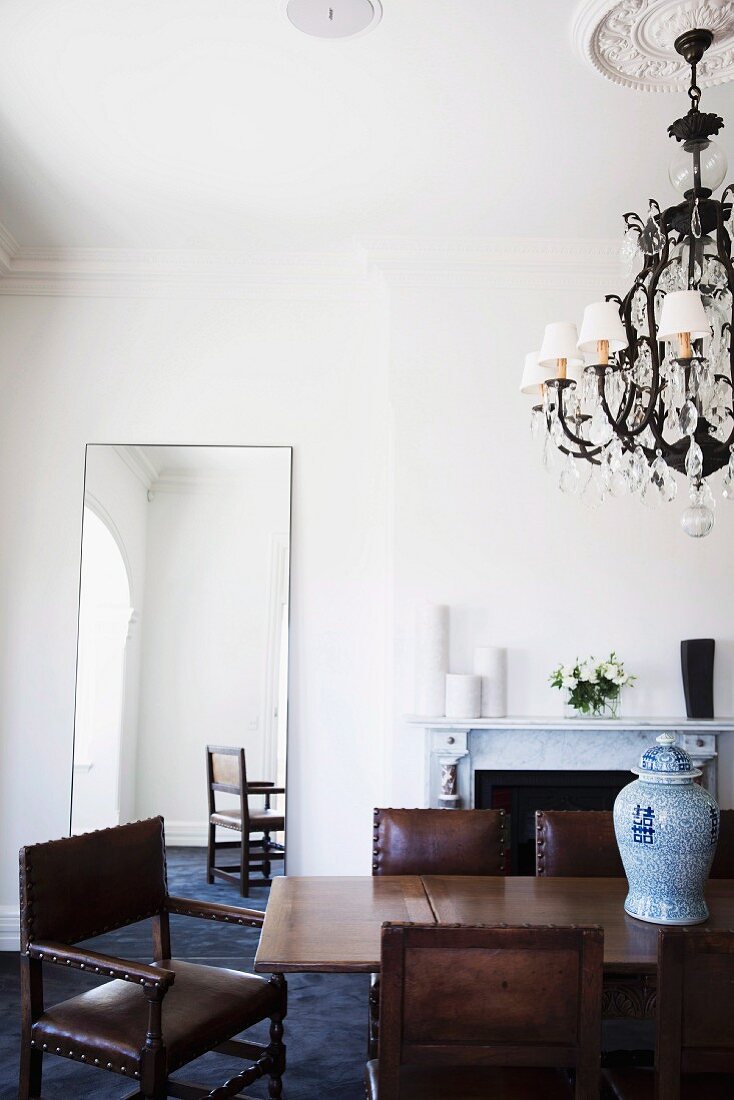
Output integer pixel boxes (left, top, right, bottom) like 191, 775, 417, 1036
474, 646, 508, 718
445, 674, 482, 719
414, 603, 449, 716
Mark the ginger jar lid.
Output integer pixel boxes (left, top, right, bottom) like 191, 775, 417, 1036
632, 732, 701, 781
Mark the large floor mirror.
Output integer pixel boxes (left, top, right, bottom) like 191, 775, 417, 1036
71, 445, 292, 888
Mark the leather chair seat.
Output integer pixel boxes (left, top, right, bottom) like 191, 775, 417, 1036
603, 1068, 734, 1100
210, 808, 284, 832
32, 958, 279, 1077
365, 1061, 575, 1099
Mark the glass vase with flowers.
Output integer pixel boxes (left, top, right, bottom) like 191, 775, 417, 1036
550, 652, 635, 718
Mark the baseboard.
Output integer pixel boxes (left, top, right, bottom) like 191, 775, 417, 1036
164, 820, 209, 847
0, 905, 19, 952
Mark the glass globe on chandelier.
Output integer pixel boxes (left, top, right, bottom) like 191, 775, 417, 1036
523, 28, 734, 538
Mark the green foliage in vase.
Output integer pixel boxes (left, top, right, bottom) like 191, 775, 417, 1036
549, 652, 635, 716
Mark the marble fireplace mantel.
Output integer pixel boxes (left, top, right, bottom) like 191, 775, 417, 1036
405, 716, 734, 808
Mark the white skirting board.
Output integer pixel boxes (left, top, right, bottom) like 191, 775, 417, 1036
0, 905, 19, 952
164, 820, 210, 847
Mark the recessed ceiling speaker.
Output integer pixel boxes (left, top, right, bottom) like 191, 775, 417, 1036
282, 0, 383, 39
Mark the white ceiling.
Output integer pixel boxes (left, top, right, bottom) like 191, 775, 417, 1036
0, 0, 733, 250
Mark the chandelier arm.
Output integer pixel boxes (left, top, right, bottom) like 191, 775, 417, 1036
555, 394, 601, 456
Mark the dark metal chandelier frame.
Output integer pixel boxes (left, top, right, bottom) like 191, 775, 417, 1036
530, 28, 734, 535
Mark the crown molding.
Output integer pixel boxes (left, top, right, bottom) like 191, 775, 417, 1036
112, 445, 160, 490
0, 243, 373, 300
359, 236, 623, 289
0, 222, 19, 277
0, 228, 624, 296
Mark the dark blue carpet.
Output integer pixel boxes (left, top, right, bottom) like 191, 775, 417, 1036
0, 847, 368, 1099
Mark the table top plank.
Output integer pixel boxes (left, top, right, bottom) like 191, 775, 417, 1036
254, 875, 435, 974
422, 876, 734, 972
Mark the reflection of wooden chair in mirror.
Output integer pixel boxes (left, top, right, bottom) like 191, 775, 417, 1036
206, 744, 285, 897
18, 817, 286, 1100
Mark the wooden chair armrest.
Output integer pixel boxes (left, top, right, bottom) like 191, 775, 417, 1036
247, 781, 275, 787
28, 940, 175, 989
165, 895, 265, 927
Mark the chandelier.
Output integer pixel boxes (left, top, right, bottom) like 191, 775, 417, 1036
523, 29, 734, 538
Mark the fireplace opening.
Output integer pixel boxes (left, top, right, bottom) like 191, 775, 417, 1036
475, 769, 630, 875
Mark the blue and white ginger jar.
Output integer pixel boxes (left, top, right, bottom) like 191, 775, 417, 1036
613, 732, 719, 925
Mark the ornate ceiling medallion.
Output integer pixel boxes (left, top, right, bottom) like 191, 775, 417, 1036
573, 0, 734, 91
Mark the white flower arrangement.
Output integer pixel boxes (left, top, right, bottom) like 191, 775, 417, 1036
550, 652, 635, 717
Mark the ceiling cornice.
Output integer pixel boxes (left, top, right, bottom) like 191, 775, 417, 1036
0, 228, 623, 296
0, 222, 19, 277
360, 236, 623, 290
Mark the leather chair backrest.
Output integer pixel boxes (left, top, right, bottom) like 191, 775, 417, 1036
709, 809, 734, 878
377, 923, 603, 1099
536, 810, 624, 877
372, 808, 505, 876
20, 816, 167, 950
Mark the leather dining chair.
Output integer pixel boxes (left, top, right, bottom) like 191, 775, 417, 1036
371, 807, 506, 876
19, 817, 286, 1100
603, 927, 734, 1100
366, 922, 604, 1099
368, 807, 506, 1058
206, 744, 285, 897
536, 810, 625, 877
709, 808, 734, 878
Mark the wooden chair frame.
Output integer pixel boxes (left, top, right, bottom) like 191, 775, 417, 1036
19, 820, 286, 1100
655, 927, 734, 1100
373, 922, 604, 1100
206, 744, 285, 897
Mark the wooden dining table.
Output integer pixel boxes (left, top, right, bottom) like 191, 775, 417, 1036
254, 874, 734, 1019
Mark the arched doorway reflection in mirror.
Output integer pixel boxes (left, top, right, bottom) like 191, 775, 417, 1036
71, 503, 134, 834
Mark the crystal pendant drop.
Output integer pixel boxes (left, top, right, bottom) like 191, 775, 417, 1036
670, 362, 685, 410
679, 400, 698, 437
602, 439, 630, 497
629, 446, 648, 494
589, 405, 614, 447
644, 452, 677, 507
605, 369, 625, 414
723, 449, 734, 499
558, 452, 581, 495
685, 438, 704, 480
620, 227, 640, 273
692, 199, 702, 240
681, 503, 715, 537
550, 412, 564, 446
633, 342, 653, 388
631, 289, 647, 332
697, 361, 714, 407
530, 407, 543, 438
682, 481, 715, 537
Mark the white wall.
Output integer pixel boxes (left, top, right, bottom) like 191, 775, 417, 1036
1, 244, 733, 947
388, 279, 734, 809
134, 453, 290, 833
0, 288, 391, 947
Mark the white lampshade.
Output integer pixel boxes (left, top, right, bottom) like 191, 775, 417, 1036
520, 351, 550, 395
657, 290, 710, 342
538, 322, 584, 369
578, 301, 628, 353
